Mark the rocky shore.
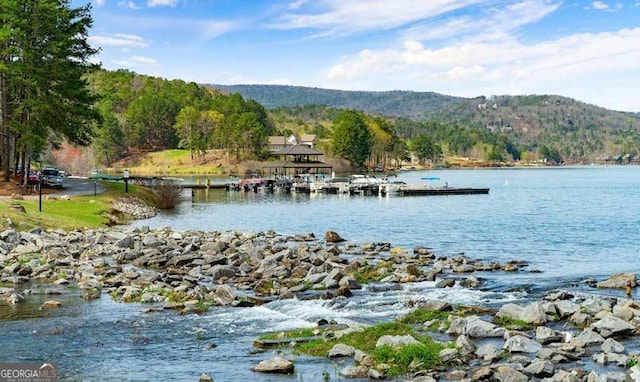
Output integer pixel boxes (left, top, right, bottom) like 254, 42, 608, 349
1, 224, 639, 381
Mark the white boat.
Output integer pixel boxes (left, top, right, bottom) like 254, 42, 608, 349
379, 181, 407, 196
349, 174, 385, 195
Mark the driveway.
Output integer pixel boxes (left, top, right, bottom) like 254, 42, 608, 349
62, 177, 106, 196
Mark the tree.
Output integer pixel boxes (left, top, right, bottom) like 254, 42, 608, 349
0, 0, 99, 183
409, 134, 442, 165
331, 110, 371, 167
93, 111, 125, 166
175, 106, 201, 159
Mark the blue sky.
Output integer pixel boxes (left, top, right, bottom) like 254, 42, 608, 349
80, 0, 640, 112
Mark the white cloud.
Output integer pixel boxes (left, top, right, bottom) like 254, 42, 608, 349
118, 1, 141, 10
202, 21, 239, 40
113, 56, 158, 67
326, 28, 640, 106
288, 0, 305, 10
403, 1, 560, 44
94, 0, 106, 6
271, 0, 483, 35
591, 1, 609, 10
88, 33, 149, 48
147, 0, 177, 7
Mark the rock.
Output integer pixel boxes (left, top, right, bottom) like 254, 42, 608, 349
339, 366, 369, 378
8, 293, 24, 304
439, 348, 459, 363
354, 350, 374, 367
536, 326, 565, 344
213, 285, 236, 306
573, 329, 605, 347
627, 364, 640, 382
211, 264, 235, 281
496, 301, 547, 325
368, 368, 384, 380
592, 315, 636, 338
376, 334, 420, 348
597, 273, 636, 289
198, 373, 213, 382
40, 300, 62, 309
601, 337, 625, 353
493, 365, 528, 382
523, 358, 555, 377
251, 356, 294, 374
503, 334, 542, 353
115, 235, 135, 249
460, 276, 481, 288
327, 343, 355, 358
435, 278, 455, 288
325, 231, 345, 243
418, 300, 452, 312
476, 344, 502, 362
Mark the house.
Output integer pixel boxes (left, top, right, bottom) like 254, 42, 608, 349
268, 134, 317, 153
299, 134, 317, 149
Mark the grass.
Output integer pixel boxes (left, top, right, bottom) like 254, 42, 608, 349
492, 316, 535, 330
107, 149, 229, 175
258, 328, 317, 341
0, 181, 151, 232
293, 322, 446, 377
352, 261, 394, 284
398, 307, 453, 331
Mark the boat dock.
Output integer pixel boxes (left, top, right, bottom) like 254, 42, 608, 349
396, 186, 490, 196
91, 174, 490, 196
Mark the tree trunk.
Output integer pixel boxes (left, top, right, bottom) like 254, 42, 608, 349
0, 71, 9, 182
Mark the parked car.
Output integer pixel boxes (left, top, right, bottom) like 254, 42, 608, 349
41, 167, 63, 189
28, 170, 39, 184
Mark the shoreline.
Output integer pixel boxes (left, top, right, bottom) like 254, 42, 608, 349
1, 225, 639, 380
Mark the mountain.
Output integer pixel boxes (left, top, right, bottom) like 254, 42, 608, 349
207, 84, 465, 120
208, 84, 640, 162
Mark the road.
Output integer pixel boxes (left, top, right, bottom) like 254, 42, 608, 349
60, 176, 106, 196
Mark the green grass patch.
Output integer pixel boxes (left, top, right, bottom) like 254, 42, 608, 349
398, 307, 451, 325
493, 316, 534, 330
0, 182, 151, 232
352, 261, 394, 284
107, 149, 227, 175
293, 322, 446, 377
258, 328, 317, 341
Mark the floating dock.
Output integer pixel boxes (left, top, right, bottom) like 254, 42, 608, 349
397, 186, 489, 196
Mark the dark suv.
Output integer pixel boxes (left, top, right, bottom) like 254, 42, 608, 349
41, 167, 64, 189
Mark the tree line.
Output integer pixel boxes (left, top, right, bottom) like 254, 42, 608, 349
87, 69, 274, 166
0, 0, 99, 184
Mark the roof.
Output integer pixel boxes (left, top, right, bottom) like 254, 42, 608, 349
263, 161, 332, 169
299, 134, 316, 143
275, 145, 323, 156
268, 136, 286, 145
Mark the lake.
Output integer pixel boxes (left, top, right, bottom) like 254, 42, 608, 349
2, 166, 639, 381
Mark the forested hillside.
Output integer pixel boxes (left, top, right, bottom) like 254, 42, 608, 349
209, 85, 464, 120
210, 84, 640, 163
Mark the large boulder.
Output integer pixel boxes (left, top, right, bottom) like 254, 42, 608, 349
591, 315, 636, 338
325, 231, 345, 243
597, 273, 636, 289
251, 356, 294, 374
496, 302, 547, 325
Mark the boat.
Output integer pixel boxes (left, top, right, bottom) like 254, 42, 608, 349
238, 172, 264, 192
349, 175, 385, 195
323, 177, 350, 194
378, 181, 407, 196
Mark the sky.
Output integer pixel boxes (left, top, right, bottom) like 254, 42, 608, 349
78, 0, 640, 112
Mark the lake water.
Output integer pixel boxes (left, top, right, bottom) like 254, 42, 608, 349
2, 166, 639, 381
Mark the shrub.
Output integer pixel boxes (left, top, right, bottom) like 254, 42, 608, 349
151, 178, 183, 209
